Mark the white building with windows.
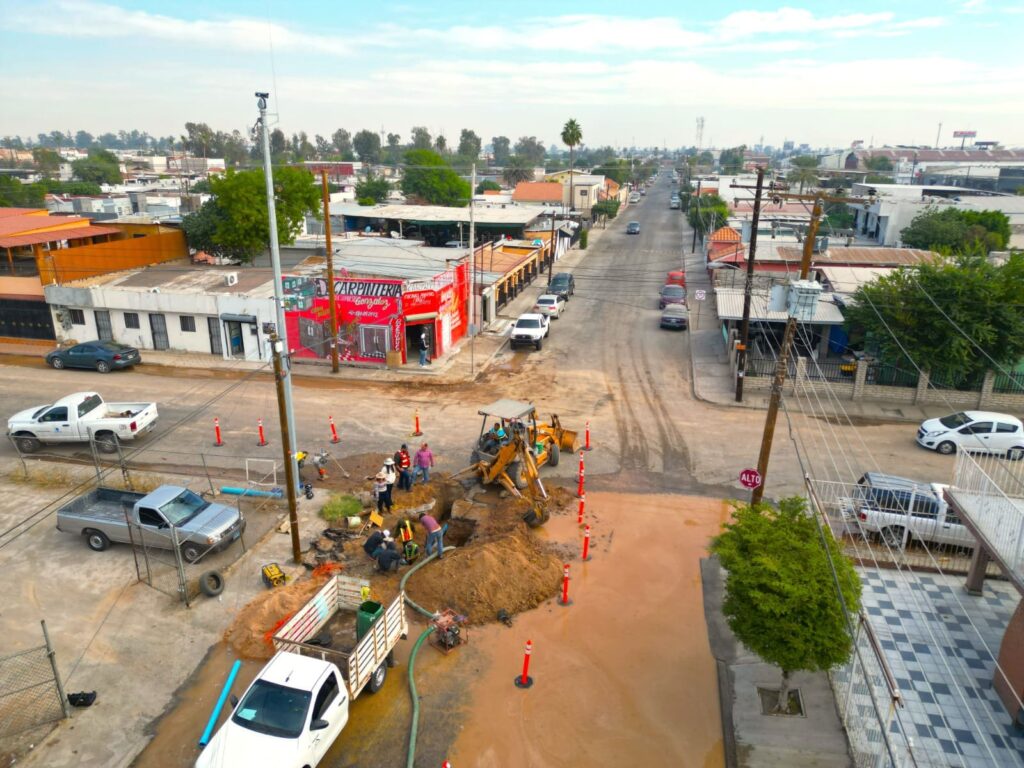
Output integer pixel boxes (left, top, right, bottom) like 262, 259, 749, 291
43, 266, 277, 361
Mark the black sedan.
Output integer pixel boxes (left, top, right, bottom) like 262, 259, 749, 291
626, 221, 641, 234
46, 341, 141, 373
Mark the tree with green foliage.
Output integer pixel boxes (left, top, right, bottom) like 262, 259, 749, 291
352, 130, 381, 164
501, 155, 534, 187
71, 148, 122, 185
475, 179, 502, 194
718, 145, 746, 174
590, 159, 631, 185
787, 155, 819, 193
514, 136, 546, 165
400, 149, 470, 207
710, 498, 861, 712
74, 130, 94, 149
32, 148, 61, 178
0, 176, 45, 207
332, 128, 353, 158
410, 126, 432, 150
355, 172, 391, 204
434, 135, 448, 155
864, 155, 893, 172
457, 129, 482, 160
687, 193, 730, 235
695, 150, 714, 166
844, 252, 1024, 386
491, 136, 511, 165
181, 167, 321, 263
561, 119, 583, 211
591, 199, 621, 220
900, 206, 1010, 252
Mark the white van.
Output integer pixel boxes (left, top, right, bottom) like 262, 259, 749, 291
916, 411, 1024, 457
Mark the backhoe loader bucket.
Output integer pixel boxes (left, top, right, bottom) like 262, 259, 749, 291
544, 415, 578, 452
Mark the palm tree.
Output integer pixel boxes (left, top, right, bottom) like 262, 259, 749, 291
787, 166, 819, 194
561, 119, 583, 211
502, 155, 534, 187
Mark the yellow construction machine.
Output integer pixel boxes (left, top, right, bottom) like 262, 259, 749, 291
456, 400, 578, 526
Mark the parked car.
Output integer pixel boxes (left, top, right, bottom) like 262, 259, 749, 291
666, 270, 686, 289
660, 304, 689, 330
640, 189, 647, 196
844, 472, 973, 550
547, 272, 575, 301
626, 221, 641, 235
7, 391, 159, 454
658, 284, 687, 309
669, 199, 680, 210
628, 193, 641, 204
533, 293, 566, 319
916, 411, 1024, 456
510, 313, 550, 350
46, 341, 141, 373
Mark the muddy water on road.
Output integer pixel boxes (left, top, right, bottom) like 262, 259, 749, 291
447, 492, 728, 768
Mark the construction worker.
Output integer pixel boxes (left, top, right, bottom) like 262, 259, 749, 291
394, 444, 412, 491
372, 473, 390, 514
419, 511, 445, 560
379, 457, 397, 509
363, 529, 393, 559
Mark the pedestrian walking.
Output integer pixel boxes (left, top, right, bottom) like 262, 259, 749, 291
412, 442, 435, 484
418, 330, 430, 367
419, 511, 445, 560
394, 444, 412, 491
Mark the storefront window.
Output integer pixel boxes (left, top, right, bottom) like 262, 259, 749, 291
359, 325, 390, 359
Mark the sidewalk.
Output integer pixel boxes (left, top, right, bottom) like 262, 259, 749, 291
0, 234, 602, 386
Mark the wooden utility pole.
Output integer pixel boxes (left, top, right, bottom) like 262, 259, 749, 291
271, 333, 302, 562
691, 179, 702, 252
735, 167, 765, 402
320, 170, 339, 373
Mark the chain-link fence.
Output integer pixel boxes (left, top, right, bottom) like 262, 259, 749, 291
0, 621, 69, 739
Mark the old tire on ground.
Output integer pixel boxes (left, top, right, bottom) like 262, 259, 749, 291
936, 441, 956, 456
95, 434, 118, 454
85, 529, 110, 552
548, 441, 560, 467
15, 435, 41, 454
50, 357, 65, 369
367, 661, 387, 693
181, 542, 203, 563
96, 360, 111, 374
198, 570, 225, 597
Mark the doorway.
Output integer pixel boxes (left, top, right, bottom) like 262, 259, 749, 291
149, 313, 169, 350
95, 310, 112, 341
208, 317, 223, 356
405, 322, 436, 364
225, 321, 245, 357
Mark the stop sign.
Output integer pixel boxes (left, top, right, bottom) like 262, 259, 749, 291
739, 468, 762, 489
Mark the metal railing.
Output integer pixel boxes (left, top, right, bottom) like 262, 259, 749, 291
0, 621, 69, 738
993, 371, 1024, 394
745, 354, 796, 378
865, 362, 918, 388
949, 451, 1024, 579
802, 358, 854, 383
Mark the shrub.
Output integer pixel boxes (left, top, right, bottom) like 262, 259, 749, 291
320, 494, 363, 522
579, 229, 589, 250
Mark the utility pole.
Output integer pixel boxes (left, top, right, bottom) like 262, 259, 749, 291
256, 92, 302, 560
750, 197, 823, 505
271, 333, 301, 562
691, 179, 702, 253
734, 167, 765, 402
549, 213, 556, 278
469, 163, 476, 377
320, 170, 339, 374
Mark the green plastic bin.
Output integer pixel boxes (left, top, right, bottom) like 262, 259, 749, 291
357, 600, 384, 640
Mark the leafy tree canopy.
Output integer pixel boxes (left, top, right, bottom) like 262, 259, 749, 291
844, 252, 1024, 385
900, 206, 1010, 252
711, 497, 861, 710
32, 148, 62, 178
71, 148, 122, 185
458, 129, 482, 159
400, 149, 470, 207
591, 199, 621, 219
514, 136, 546, 166
491, 136, 511, 165
181, 167, 321, 263
0, 175, 45, 207
352, 130, 381, 163
790, 155, 820, 169
718, 145, 746, 174
332, 128, 353, 157
410, 126, 432, 150
355, 172, 391, 203
475, 179, 502, 194
590, 159, 631, 185
864, 155, 893, 171
687, 193, 730, 234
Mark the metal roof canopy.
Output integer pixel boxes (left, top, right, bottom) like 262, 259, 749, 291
477, 399, 536, 420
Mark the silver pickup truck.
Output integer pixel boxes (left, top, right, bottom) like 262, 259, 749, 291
56, 485, 245, 563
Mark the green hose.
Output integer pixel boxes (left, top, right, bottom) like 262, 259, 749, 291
406, 626, 435, 768
401, 545, 456, 768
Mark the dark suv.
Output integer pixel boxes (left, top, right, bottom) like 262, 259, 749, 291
547, 272, 575, 301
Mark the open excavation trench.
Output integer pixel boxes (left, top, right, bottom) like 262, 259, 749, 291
224, 452, 575, 661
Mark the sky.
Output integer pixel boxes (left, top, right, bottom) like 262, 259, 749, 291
1, 0, 1023, 150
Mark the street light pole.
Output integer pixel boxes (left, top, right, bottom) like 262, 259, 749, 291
469, 163, 476, 377
735, 167, 765, 402
256, 92, 302, 560
320, 170, 339, 374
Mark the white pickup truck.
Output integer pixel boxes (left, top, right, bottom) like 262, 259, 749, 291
196, 576, 408, 768
7, 391, 158, 454
510, 313, 550, 351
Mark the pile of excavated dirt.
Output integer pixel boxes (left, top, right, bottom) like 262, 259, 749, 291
224, 564, 342, 660
398, 523, 562, 624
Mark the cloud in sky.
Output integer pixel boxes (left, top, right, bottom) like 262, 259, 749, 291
1, 1, 1020, 147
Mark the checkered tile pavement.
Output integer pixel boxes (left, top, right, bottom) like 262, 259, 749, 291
858, 568, 1024, 766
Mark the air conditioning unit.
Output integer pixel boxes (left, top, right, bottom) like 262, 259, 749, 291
224, 272, 239, 287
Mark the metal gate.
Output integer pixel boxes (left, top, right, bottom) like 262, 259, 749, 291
149, 313, 169, 350
95, 310, 112, 341
0, 298, 56, 340
0, 621, 70, 738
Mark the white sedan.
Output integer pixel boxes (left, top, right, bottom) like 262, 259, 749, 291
533, 294, 566, 319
